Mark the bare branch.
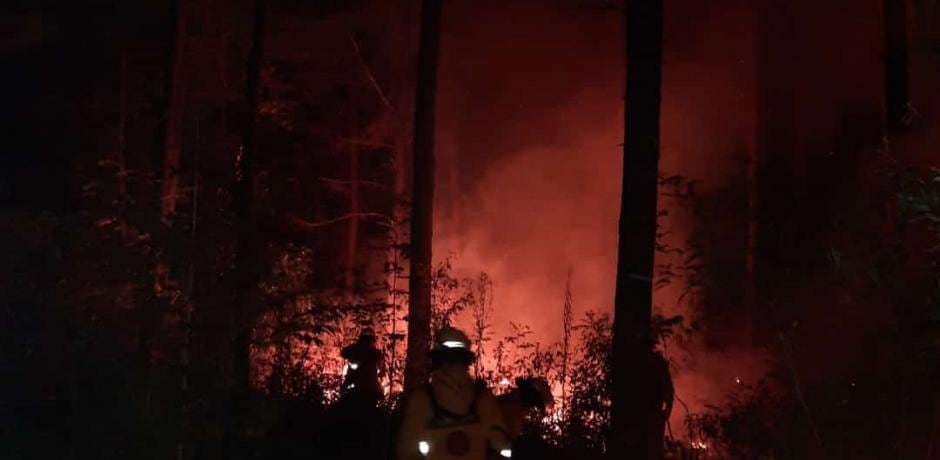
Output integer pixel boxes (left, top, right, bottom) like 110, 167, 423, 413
286, 212, 390, 231
334, 136, 395, 149
318, 177, 390, 190
350, 35, 393, 109
306, 127, 394, 149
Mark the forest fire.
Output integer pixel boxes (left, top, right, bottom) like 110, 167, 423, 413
4, 0, 940, 459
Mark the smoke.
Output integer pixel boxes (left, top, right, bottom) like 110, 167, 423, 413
434, 0, 622, 339
435, 115, 622, 339
430, 0, 768, 434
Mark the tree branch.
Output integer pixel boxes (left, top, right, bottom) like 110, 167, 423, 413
350, 35, 393, 109
286, 212, 390, 231
319, 177, 389, 190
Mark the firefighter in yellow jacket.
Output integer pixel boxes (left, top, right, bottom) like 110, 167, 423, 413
397, 327, 511, 460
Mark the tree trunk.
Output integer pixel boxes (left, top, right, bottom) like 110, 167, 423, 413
178, 112, 200, 460
161, 0, 186, 223
225, 0, 266, 455
232, 0, 266, 397
140, 0, 186, 420
609, 0, 664, 459
346, 148, 360, 294
387, 129, 407, 393
117, 50, 129, 240
753, 0, 798, 347
561, 267, 573, 417
383, 2, 415, 394
884, 0, 909, 132
743, 141, 758, 348
403, 0, 442, 394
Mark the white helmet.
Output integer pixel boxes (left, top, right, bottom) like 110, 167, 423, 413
433, 326, 471, 351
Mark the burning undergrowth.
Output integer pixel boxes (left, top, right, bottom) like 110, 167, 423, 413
245, 147, 938, 459
245, 166, 780, 457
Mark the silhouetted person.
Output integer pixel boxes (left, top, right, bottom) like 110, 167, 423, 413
648, 343, 674, 460
397, 327, 510, 460
496, 377, 555, 460
496, 377, 554, 440
327, 329, 386, 459
340, 328, 384, 405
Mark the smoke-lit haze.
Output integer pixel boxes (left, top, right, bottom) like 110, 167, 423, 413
434, 0, 621, 339
430, 0, 766, 423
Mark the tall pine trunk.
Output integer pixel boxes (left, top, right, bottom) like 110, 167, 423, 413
609, 0, 664, 458
116, 50, 129, 240
140, 0, 186, 419
384, 4, 414, 392
884, 0, 909, 132
387, 129, 407, 392
561, 267, 573, 417
232, 0, 266, 398
178, 111, 200, 460
403, 0, 442, 393
161, 0, 186, 223
346, 148, 360, 294
225, 0, 266, 454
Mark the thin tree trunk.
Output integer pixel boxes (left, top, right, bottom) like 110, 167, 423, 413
386, 59, 411, 396
226, 0, 266, 455
140, 0, 187, 420
346, 148, 360, 294
561, 267, 573, 417
231, 0, 266, 398
162, 0, 186, 223
178, 112, 199, 460
117, 50, 129, 240
387, 131, 407, 392
884, 0, 910, 132
740, 2, 760, 349
609, 0, 664, 458
403, 0, 443, 394
753, 0, 798, 347
742, 145, 758, 347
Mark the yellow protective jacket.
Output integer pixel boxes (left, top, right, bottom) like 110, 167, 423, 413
396, 366, 509, 460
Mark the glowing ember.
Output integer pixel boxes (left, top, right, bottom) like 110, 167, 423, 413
691, 441, 709, 450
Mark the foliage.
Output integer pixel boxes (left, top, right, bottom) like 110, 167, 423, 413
688, 381, 778, 459
560, 311, 613, 451
897, 167, 940, 320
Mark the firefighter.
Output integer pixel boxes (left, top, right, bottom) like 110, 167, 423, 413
340, 328, 384, 405
496, 377, 554, 440
397, 327, 510, 460
649, 340, 674, 460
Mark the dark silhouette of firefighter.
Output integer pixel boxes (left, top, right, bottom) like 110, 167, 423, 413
496, 377, 554, 440
325, 328, 387, 459
494, 377, 555, 460
397, 327, 510, 460
340, 328, 384, 405
648, 342, 674, 460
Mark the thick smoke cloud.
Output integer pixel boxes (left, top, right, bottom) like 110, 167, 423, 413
431, 0, 767, 426
434, 0, 622, 338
